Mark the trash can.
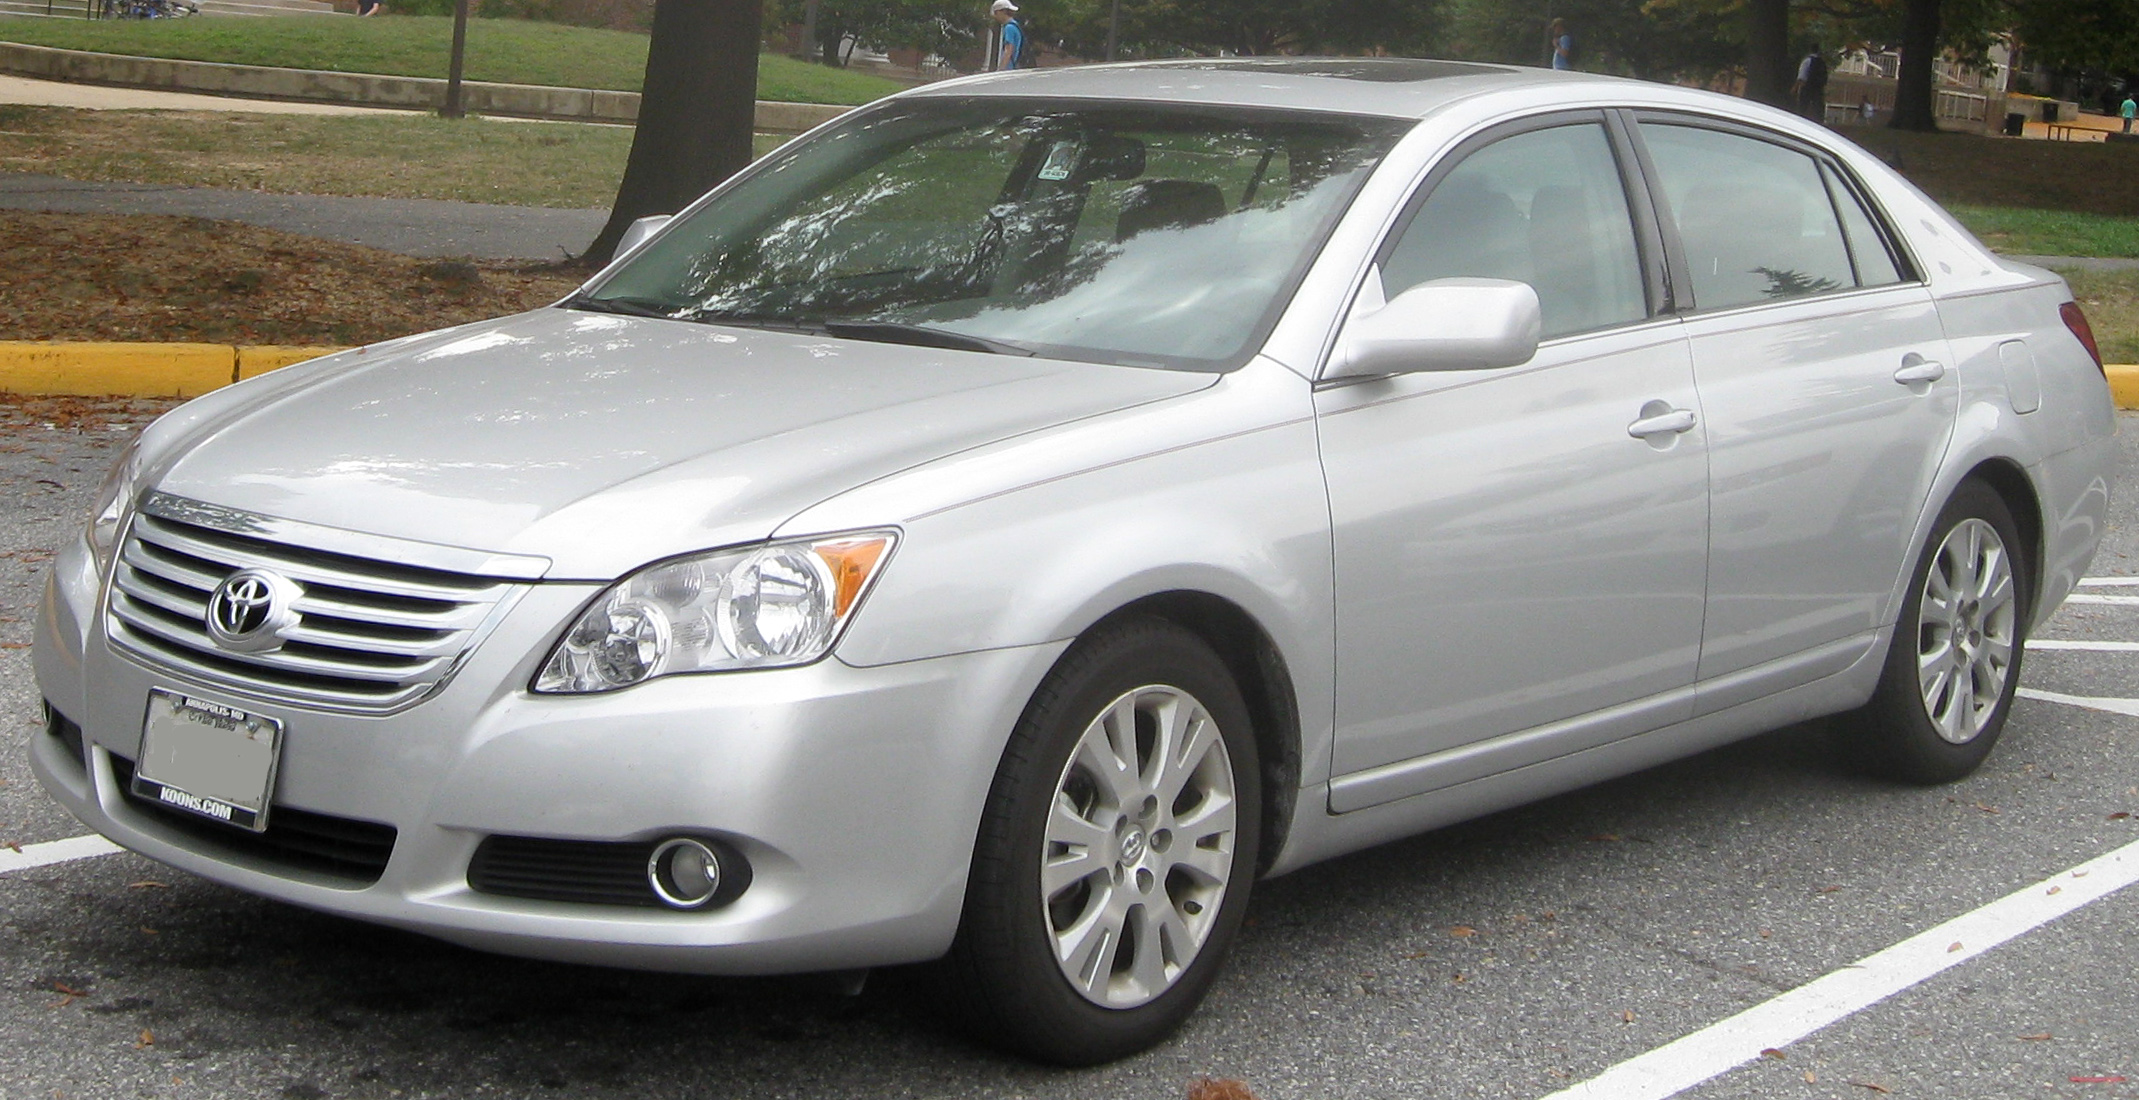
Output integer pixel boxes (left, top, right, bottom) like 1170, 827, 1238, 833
2005, 112, 2027, 136
2042, 101, 2061, 123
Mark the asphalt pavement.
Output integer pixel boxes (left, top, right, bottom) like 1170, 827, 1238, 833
1, 405, 2135, 1100
0, 173, 606, 261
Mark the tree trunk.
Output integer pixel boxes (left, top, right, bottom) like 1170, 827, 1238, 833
1742, 0, 1792, 107
582, 0, 762, 264
1888, 0, 1942, 131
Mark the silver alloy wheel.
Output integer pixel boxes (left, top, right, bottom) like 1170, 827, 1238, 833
1916, 517, 2019, 744
1041, 684, 1238, 1009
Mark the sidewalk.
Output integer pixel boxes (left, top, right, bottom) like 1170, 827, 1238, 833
0, 173, 605, 260
0, 71, 411, 115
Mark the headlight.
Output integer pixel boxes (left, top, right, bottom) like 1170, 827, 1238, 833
85, 438, 145, 573
534, 530, 897, 694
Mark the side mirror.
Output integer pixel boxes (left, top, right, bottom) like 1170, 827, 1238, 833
1326, 277, 1542, 379
613, 214, 673, 262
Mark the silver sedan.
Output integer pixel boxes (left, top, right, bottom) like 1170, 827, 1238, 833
31, 58, 2116, 1064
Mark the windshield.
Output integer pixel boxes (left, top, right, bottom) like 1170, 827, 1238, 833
577, 99, 1410, 371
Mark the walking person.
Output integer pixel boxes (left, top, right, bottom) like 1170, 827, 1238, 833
1546, 18, 1572, 71
1792, 46, 1829, 123
2122, 92, 2135, 134
992, 0, 1025, 71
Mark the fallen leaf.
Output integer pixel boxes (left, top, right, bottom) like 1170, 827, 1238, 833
1760, 1048, 1785, 1060
1587, 834, 1621, 842
1451, 972, 1468, 983
135, 1029, 153, 1049
1818, 885, 1844, 894
48, 995, 75, 1009
0, 642, 30, 650
1449, 926, 1477, 938
3, 841, 21, 854
1974, 803, 2000, 814
138, 927, 158, 936
51, 982, 87, 997
1850, 1082, 1892, 1094
1623, 1010, 1636, 1023
1759, 928, 1773, 938
2049, 886, 2063, 895
2018, 1033, 2053, 1041
2110, 812, 2131, 821
1804, 1071, 1818, 1083
126, 881, 168, 890
1948, 942, 1964, 953
2072, 1077, 2129, 1084
1185, 1077, 1261, 1100
1401, 951, 1429, 960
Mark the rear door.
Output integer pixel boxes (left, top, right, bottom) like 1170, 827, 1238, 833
1631, 116, 1958, 691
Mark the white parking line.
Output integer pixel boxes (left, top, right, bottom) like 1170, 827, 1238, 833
2063, 594, 2139, 606
2017, 687, 2139, 719
2026, 639, 2139, 651
1542, 836, 2139, 1100
2077, 577, 2139, 587
0, 834, 123, 875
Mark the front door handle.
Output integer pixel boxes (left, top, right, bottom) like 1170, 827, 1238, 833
1627, 407, 1698, 439
1894, 355, 1947, 384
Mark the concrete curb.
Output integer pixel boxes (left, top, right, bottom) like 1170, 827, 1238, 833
0, 41, 851, 132
9, 342, 2139, 407
0, 342, 348, 397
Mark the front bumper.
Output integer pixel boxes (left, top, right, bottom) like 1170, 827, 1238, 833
33, 532, 1063, 974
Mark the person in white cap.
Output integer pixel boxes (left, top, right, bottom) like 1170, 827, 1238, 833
991, 0, 1025, 70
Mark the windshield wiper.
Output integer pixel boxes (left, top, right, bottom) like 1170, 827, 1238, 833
821, 320, 1035, 357
559, 293, 682, 319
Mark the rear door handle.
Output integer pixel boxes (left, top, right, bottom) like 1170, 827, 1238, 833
1894, 356, 1946, 384
1627, 408, 1698, 439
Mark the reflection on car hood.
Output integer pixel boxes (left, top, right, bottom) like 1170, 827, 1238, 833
154, 310, 1214, 578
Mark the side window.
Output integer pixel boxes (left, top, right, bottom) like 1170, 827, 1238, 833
1639, 123, 1858, 310
1822, 163, 1906, 287
1383, 122, 1647, 340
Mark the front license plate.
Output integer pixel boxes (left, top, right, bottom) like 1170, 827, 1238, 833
132, 689, 282, 833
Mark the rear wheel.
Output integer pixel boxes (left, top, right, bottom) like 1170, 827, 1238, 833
1847, 481, 2029, 784
942, 617, 1261, 1065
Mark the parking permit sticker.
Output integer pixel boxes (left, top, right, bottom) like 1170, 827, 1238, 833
1036, 141, 1079, 181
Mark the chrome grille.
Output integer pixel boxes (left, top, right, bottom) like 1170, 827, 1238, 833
106, 497, 536, 713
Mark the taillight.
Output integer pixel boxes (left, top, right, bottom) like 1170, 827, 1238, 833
2061, 301, 2104, 374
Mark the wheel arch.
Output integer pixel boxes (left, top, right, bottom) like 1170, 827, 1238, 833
1961, 457, 2046, 622
1086, 591, 1303, 878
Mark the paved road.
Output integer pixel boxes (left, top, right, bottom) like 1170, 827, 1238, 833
0, 173, 607, 260
1, 403, 2134, 1100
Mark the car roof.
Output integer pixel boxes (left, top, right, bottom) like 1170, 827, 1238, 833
904, 57, 1633, 120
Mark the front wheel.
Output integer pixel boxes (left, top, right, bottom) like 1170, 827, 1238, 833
1845, 481, 2030, 784
941, 617, 1261, 1065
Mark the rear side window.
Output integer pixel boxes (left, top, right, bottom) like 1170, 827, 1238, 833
1382, 122, 1647, 340
1640, 123, 1860, 310
1822, 163, 1906, 287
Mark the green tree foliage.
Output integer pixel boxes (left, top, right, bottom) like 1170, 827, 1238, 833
1443, 0, 1736, 80
2007, 0, 2139, 74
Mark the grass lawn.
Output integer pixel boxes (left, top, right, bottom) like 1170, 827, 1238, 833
0, 105, 789, 208
0, 16, 905, 104
1833, 122, 2139, 256
2057, 267, 2139, 364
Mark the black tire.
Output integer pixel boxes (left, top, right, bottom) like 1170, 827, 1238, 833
940, 616, 1262, 1065
1845, 480, 2031, 785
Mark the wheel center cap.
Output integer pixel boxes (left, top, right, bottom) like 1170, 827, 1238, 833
1119, 828, 1148, 866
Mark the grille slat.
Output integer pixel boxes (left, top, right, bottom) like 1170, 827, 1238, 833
106, 507, 526, 714
468, 836, 665, 908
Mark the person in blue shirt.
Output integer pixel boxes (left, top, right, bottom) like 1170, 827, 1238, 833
992, 0, 1025, 70
1547, 18, 1572, 70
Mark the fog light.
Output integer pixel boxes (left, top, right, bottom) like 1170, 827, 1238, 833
647, 837, 723, 909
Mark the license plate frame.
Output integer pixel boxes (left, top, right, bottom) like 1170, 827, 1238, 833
131, 689, 282, 833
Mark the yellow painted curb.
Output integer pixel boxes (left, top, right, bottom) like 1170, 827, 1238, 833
0, 342, 349, 397
2109, 364, 2139, 411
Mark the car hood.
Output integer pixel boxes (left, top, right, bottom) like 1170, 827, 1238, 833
153, 310, 1214, 578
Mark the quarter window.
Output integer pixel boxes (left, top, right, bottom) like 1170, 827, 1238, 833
1382, 123, 1647, 340
1639, 123, 1861, 310
1823, 163, 1905, 287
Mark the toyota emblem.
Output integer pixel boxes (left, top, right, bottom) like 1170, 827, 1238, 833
205, 568, 300, 652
